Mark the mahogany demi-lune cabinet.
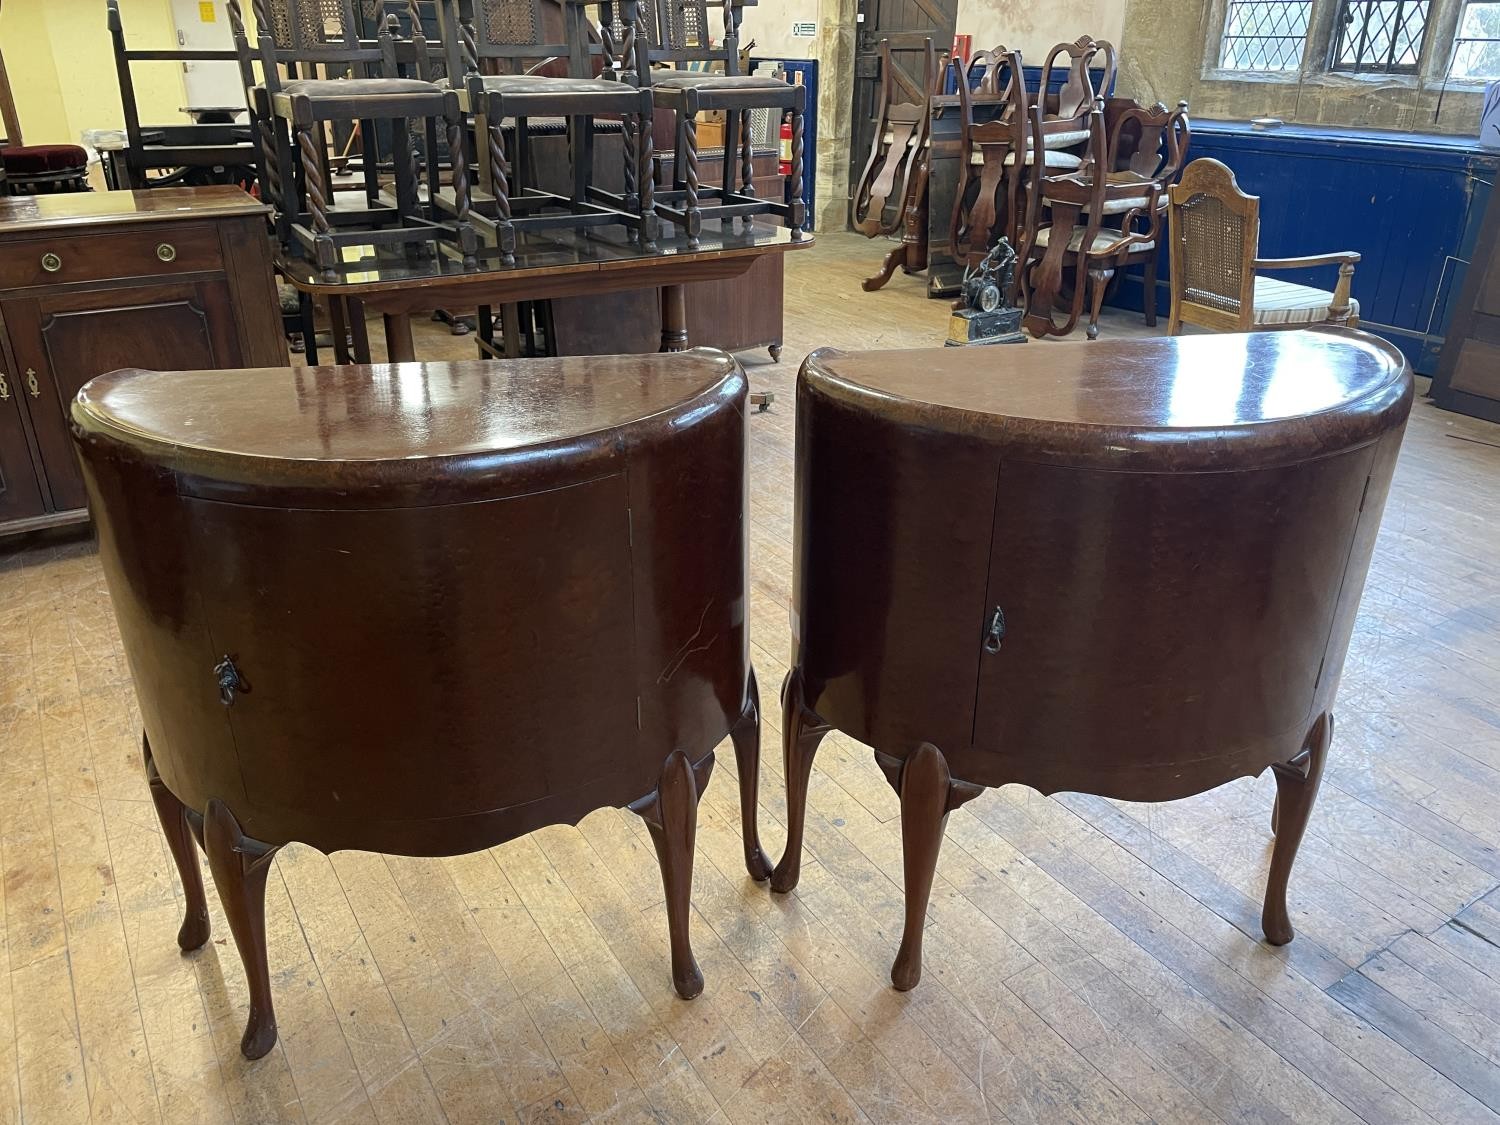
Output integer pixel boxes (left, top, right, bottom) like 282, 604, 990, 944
71, 351, 771, 1058
770, 328, 1413, 990
0, 186, 285, 535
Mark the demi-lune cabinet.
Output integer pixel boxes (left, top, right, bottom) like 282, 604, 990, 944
0, 186, 286, 535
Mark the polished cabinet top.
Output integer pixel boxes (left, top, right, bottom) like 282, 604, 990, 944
804, 327, 1411, 470
73, 350, 743, 499
0, 185, 267, 233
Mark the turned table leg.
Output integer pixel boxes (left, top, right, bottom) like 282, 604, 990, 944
732, 669, 773, 881
631, 749, 710, 999
383, 311, 417, 363
203, 798, 282, 1059
1262, 712, 1331, 946
770, 668, 831, 894
143, 735, 210, 951
660, 284, 690, 353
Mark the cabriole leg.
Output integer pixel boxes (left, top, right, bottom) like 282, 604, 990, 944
889, 743, 983, 990
769, 667, 830, 894
1262, 712, 1331, 946
731, 668, 772, 881
143, 735, 210, 951
203, 798, 282, 1059
631, 749, 710, 999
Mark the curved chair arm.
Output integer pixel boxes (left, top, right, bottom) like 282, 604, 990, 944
1253, 252, 1360, 324
1252, 251, 1360, 270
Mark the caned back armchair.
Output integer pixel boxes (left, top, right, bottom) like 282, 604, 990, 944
1167, 158, 1359, 334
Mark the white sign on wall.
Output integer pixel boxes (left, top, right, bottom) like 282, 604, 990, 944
791, 21, 817, 37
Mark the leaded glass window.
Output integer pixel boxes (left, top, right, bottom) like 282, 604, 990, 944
1331, 1, 1431, 72
1219, 1, 1314, 70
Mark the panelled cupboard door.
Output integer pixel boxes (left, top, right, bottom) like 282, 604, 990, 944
3, 278, 242, 512
0, 377, 46, 523
965, 450, 1374, 799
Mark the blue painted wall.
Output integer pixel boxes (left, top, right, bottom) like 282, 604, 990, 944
750, 57, 817, 231
1111, 121, 1498, 374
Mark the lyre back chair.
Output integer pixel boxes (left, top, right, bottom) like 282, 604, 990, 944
852, 37, 941, 291
437, 0, 655, 263
1020, 96, 1189, 340
1167, 158, 1360, 335
1032, 36, 1116, 158
641, 0, 806, 247
239, 0, 477, 278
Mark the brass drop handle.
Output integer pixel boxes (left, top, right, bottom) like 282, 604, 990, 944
0, 372, 9, 401
156, 242, 177, 263
40, 251, 61, 273
25, 369, 39, 398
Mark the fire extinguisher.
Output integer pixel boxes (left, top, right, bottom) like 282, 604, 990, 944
778, 115, 792, 176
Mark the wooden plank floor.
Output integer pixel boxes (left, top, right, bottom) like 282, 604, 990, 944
3, 231, 1499, 1124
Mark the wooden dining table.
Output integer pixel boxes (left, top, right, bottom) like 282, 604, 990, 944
278, 222, 813, 372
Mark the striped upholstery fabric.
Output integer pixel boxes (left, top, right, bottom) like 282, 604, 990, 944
1251, 277, 1359, 326
1033, 225, 1152, 254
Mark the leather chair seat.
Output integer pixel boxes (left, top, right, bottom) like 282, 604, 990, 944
2, 144, 88, 174
653, 72, 788, 90
479, 75, 630, 95
281, 78, 442, 99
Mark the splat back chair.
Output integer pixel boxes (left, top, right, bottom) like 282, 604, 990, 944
1020, 96, 1189, 339
1167, 158, 1359, 335
643, 0, 806, 247
242, 0, 477, 278
852, 38, 941, 291
438, 0, 655, 262
1032, 35, 1116, 153
948, 46, 1055, 278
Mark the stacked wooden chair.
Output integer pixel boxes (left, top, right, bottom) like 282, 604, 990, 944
232, 0, 477, 278
638, 0, 807, 247
436, 0, 657, 263
851, 38, 942, 292
1019, 95, 1190, 340
107, 0, 259, 191
947, 35, 1116, 281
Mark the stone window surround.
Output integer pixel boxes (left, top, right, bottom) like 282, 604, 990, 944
1201, 0, 1495, 89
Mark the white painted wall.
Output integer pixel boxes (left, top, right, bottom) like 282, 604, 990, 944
742, 0, 823, 61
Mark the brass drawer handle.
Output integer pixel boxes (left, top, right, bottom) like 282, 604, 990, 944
156, 242, 177, 263
0, 372, 9, 401
40, 251, 61, 273
25, 369, 39, 398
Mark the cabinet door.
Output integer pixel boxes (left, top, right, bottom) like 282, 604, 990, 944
3, 279, 243, 513
968, 451, 1372, 798
0, 367, 46, 525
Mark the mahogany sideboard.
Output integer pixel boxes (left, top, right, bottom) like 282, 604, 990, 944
771, 328, 1412, 989
0, 186, 285, 537
71, 351, 771, 1059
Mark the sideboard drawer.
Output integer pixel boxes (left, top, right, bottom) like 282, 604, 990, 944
0, 223, 225, 289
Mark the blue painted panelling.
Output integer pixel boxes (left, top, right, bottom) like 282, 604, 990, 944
750, 57, 817, 230
943, 63, 1114, 98
1110, 121, 1498, 373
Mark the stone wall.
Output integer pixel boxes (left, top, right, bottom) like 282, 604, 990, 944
1116, 0, 1486, 134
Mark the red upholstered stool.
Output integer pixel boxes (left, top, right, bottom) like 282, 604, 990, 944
1, 144, 91, 193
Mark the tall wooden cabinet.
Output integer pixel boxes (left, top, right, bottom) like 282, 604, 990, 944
0, 187, 286, 535
1431, 191, 1500, 422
